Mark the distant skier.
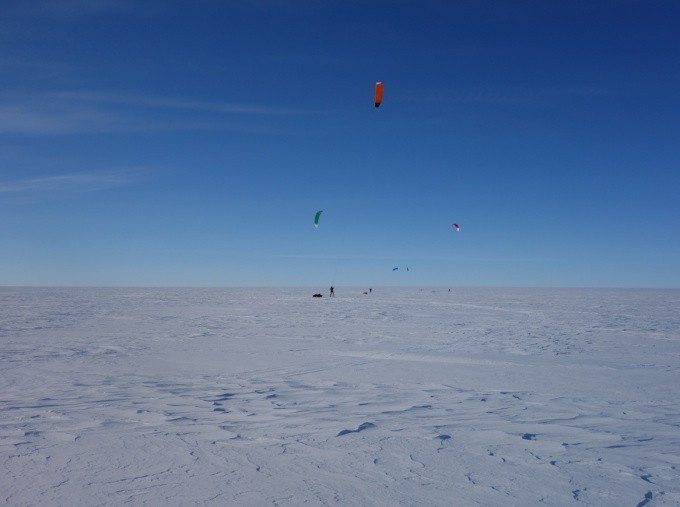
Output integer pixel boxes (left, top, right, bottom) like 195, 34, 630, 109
369, 288, 372, 293
330, 286, 335, 297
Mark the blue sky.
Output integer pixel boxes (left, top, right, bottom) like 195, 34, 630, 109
1, 0, 679, 287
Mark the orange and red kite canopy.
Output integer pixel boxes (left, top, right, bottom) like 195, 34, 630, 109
374, 82, 384, 108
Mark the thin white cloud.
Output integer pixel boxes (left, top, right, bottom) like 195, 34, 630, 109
0, 170, 134, 194
49, 91, 316, 115
0, 103, 124, 135
0, 90, 315, 135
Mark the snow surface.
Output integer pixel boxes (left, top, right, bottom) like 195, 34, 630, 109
1, 287, 679, 506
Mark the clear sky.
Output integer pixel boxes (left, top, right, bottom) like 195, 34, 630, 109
1, 0, 679, 287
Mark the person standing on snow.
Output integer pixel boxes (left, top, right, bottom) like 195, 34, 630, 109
330, 286, 335, 297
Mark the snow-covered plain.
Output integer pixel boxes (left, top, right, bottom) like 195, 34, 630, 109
1, 287, 679, 506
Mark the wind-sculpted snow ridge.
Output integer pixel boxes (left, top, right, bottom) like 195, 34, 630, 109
1, 287, 679, 506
